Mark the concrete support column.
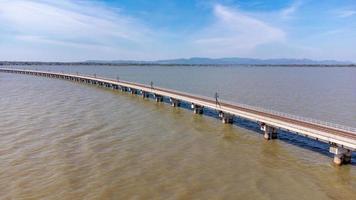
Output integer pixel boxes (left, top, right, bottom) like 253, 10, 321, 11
191, 104, 203, 114
121, 87, 128, 92
218, 111, 233, 124
154, 94, 163, 102
169, 98, 180, 107
344, 150, 352, 164
329, 145, 352, 165
112, 85, 119, 90
129, 88, 138, 94
141, 91, 149, 98
260, 123, 278, 140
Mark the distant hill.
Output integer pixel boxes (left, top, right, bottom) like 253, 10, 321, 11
1, 57, 354, 66
88, 57, 353, 65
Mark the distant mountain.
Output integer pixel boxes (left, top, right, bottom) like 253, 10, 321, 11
155, 57, 354, 65
88, 57, 353, 65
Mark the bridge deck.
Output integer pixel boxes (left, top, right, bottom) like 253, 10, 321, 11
1, 68, 355, 151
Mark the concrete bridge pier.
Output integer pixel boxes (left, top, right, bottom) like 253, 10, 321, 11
218, 111, 233, 124
154, 94, 163, 102
191, 104, 203, 114
112, 85, 119, 90
169, 98, 180, 107
141, 91, 149, 98
121, 87, 128, 92
129, 88, 138, 94
329, 145, 352, 165
260, 123, 278, 140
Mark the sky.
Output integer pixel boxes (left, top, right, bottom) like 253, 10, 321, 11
0, 0, 356, 62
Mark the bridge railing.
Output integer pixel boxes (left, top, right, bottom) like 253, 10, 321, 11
221, 99, 356, 134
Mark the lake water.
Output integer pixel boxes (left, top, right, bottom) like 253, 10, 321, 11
0, 65, 355, 199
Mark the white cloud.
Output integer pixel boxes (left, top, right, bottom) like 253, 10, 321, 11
335, 10, 356, 18
0, 0, 159, 61
280, 1, 302, 19
192, 4, 286, 57
0, 0, 353, 62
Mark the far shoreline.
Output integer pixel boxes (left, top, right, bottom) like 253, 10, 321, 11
0, 61, 355, 67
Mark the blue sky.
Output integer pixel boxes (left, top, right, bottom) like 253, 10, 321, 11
0, 0, 355, 61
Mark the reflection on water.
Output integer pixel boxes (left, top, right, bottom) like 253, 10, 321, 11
0, 68, 355, 199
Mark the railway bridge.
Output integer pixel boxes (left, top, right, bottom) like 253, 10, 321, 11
1, 68, 355, 166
